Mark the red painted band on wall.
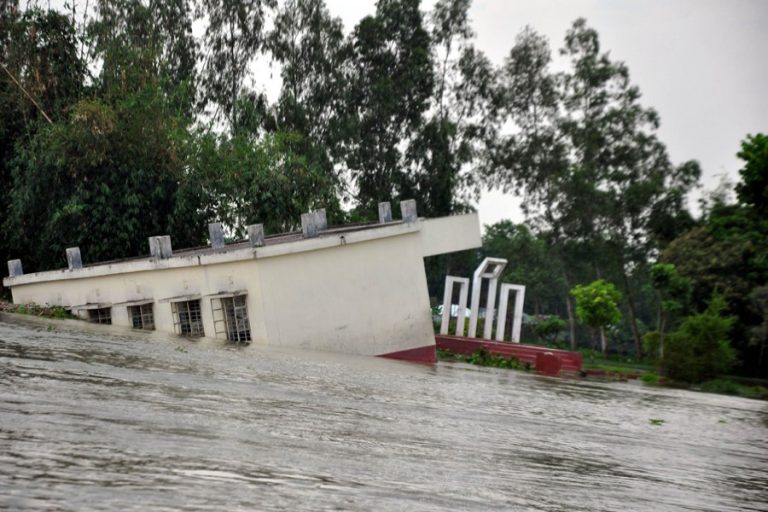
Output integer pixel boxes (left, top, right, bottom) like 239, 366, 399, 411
378, 344, 437, 364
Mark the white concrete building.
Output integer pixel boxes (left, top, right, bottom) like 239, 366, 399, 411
3, 201, 481, 363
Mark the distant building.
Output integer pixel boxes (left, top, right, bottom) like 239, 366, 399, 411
3, 201, 481, 363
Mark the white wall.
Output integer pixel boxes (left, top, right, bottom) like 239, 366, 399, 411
6, 214, 481, 357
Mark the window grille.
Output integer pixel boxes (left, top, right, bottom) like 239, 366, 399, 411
128, 304, 155, 330
171, 300, 204, 337
211, 295, 251, 343
88, 307, 112, 325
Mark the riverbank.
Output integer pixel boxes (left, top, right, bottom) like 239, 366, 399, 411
437, 345, 768, 401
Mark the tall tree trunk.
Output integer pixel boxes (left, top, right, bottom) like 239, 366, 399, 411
566, 295, 577, 351
600, 327, 607, 357
620, 269, 643, 358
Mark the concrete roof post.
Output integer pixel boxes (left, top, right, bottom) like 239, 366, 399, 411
301, 213, 318, 238
7, 259, 23, 277
66, 247, 83, 270
378, 202, 392, 223
149, 235, 173, 259
247, 224, 265, 247
313, 208, 328, 230
208, 222, 225, 250
400, 199, 418, 223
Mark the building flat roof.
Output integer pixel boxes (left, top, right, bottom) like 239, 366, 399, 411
3, 219, 422, 288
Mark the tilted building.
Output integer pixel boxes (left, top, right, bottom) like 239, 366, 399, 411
3, 201, 481, 363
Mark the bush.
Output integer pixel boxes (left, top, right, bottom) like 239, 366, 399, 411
663, 295, 736, 383
531, 315, 566, 344
700, 379, 768, 400
643, 331, 660, 363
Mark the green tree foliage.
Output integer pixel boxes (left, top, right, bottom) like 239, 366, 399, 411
486, 19, 700, 356
200, 0, 275, 129
182, 130, 341, 237
663, 134, 768, 375
5, 88, 193, 271
1, 6, 86, 281
663, 295, 736, 383
404, 0, 494, 217
531, 315, 566, 344
345, 0, 434, 217
735, 133, 768, 214
482, 220, 564, 315
649, 263, 690, 359
266, 0, 347, 202
88, 0, 198, 114
571, 279, 623, 356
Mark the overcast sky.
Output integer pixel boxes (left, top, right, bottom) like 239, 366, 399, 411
322, 0, 768, 227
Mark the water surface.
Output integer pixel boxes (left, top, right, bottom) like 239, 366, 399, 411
1, 316, 766, 511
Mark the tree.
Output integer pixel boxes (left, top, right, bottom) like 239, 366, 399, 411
1, 6, 86, 284
267, 0, 348, 201
735, 133, 768, 214
88, 0, 198, 115
4, 87, 194, 271
662, 134, 768, 376
663, 294, 736, 383
649, 262, 690, 359
403, 0, 494, 217
571, 279, 623, 356
200, 0, 276, 130
345, 0, 433, 217
485, 20, 700, 357
181, 129, 342, 237
482, 220, 565, 316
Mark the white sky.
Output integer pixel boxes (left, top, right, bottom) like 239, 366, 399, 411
320, 0, 768, 227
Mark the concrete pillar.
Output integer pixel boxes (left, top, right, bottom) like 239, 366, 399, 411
441, 276, 469, 336
7, 259, 23, 277
208, 222, 225, 250
483, 277, 499, 340
378, 202, 393, 223
149, 235, 173, 259
400, 199, 418, 223
247, 224, 265, 247
496, 284, 526, 343
313, 209, 328, 230
301, 213, 319, 238
468, 257, 508, 339
66, 247, 83, 270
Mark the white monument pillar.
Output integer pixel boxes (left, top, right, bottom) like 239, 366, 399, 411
496, 283, 526, 343
440, 276, 469, 336
468, 257, 507, 339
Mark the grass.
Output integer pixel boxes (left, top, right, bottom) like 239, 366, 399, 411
698, 378, 768, 401
437, 347, 531, 371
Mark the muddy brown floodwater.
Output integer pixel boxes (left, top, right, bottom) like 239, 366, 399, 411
1, 316, 767, 511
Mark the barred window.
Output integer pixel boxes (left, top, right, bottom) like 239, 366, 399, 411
171, 300, 204, 337
222, 295, 251, 343
88, 307, 111, 325
128, 304, 154, 330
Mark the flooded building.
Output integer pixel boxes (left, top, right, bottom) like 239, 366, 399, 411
3, 201, 481, 363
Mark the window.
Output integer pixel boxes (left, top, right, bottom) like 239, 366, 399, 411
211, 294, 251, 343
88, 307, 112, 325
222, 295, 251, 343
171, 300, 204, 337
128, 304, 154, 330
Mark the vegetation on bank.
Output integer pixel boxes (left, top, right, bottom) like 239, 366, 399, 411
0, 300, 73, 319
437, 345, 768, 401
